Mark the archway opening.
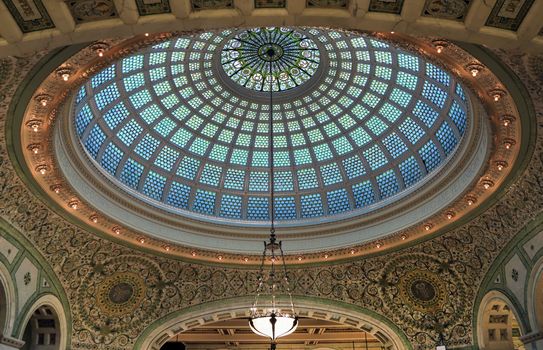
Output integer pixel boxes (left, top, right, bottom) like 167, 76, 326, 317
479, 298, 525, 350
160, 317, 385, 350
0, 279, 7, 336
20, 306, 61, 350
534, 269, 543, 331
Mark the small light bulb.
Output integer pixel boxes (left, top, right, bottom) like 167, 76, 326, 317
324, 254, 329, 259
97, 49, 104, 57
32, 146, 39, 154
69, 201, 78, 210
504, 142, 512, 149
191, 251, 196, 257
424, 224, 431, 231
62, 73, 70, 81
32, 124, 39, 132
497, 164, 504, 171
494, 94, 501, 102
145, 32, 149, 37
446, 213, 453, 220
471, 69, 479, 77
90, 215, 98, 223
40, 99, 48, 107
139, 238, 145, 244
243, 257, 249, 262
350, 249, 355, 255
467, 199, 473, 206
376, 243, 382, 249
217, 255, 223, 260
297, 256, 302, 261
165, 246, 170, 251
113, 227, 121, 235
52, 186, 61, 194
401, 234, 407, 240
436, 45, 443, 54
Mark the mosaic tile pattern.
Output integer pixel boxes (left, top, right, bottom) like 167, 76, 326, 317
65, 0, 118, 24
74, 28, 469, 222
255, 0, 286, 8
191, 0, 233, 10
2, 0, 54, 33
485, 0, 535, 31
307, 0, 348, 7
422, 0, 473, 21
368, 0, 404, 14
135, 0, 171, 15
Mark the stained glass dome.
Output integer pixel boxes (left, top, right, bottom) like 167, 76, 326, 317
73, 28, 469, 225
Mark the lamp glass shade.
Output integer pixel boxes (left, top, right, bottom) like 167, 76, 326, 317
249, 314, 298, 340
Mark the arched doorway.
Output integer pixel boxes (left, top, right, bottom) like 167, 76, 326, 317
16, 295, 68, 350
477, 291, 526, 350
20, 305, 61, 350
137, 297, 408, 350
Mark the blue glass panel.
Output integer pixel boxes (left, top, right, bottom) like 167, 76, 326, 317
117, 120, 143, 146
342, 155, 365, 179
399, 156, 422, 187
436, 122, 457, 155
332, 136, 353, 155
224, 169, 245, 190
154, 117, 176, 137
100, 142, 123, 175
155, 146, 179, 171
124, 73, 145, 92
249, 172, 269, 192
297, 168, 318, 190
177, 157, 200, 180
274, 197, 297, 220
412, 100, 438, 128
142, 171, 166, 201
134, 134, 160, 160
376, 170, 399, 199
398, 53, 419, 71
129, 89, 152, 109
422, 81, 446, 108
122, 55, 144, 73
425, 63, 450, 86
448, 101, 467, 134
399, 118, 425, 145
167, 182, 190, 209
91, 65, 115, 88
119, 158, 144, 189
320, 163, 342, 185
192, 190, 216, 215
75, 86, 87, 104
274, 171, 293, 192
364, 145, 388, 170
300, 194, 324, 218
419, 141, 441, 172
200, 164, 222, 187
383, 133, 408, 158
455, 83, 466, 101
247, 197, 269, 220
352, 181, 374, 208
94, 84, 120, 110
293, 148, 312, 165
103, 103, 130, 130
85, 124, 106, 158
326, 189, 350, 214
76, 104, 93, 136
219, 194, 242, 219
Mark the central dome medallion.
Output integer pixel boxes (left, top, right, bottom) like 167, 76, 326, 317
72, 27, 469, 228
220, 27, 320, 92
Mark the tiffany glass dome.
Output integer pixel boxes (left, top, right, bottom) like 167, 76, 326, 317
72, 28, 469, 227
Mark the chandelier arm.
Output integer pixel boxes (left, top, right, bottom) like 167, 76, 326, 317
252, 241, 268, 312
279, 241, 296, 315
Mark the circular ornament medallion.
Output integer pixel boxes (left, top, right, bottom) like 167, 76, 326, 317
399, 269, 447, 312
96, 272, 146, 317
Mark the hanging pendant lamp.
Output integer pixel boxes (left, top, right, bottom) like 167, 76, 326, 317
248, 36, 298, 349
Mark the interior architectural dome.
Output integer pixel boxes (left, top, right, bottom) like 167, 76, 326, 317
73, 28, 468, 225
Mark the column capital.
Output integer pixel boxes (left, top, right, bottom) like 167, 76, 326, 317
0, 335, 25, 349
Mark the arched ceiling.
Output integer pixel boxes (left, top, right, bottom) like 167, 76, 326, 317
0, 0, 543, 57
